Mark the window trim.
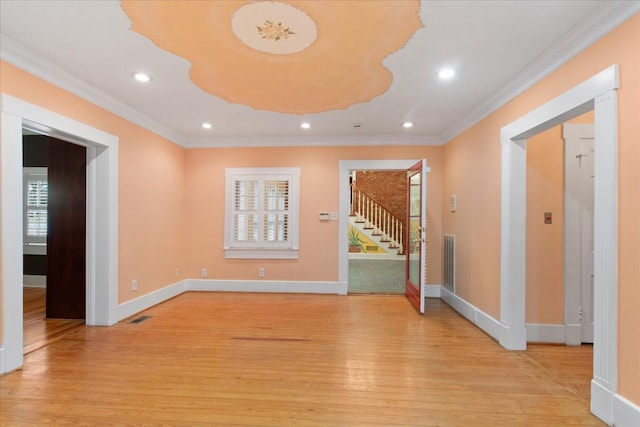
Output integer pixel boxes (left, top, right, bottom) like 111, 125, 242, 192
224, 167, 300, 259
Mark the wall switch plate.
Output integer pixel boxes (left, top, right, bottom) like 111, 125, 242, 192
544, 212, 552, 224
329, 212, 338, 220
131, 279, 137, 292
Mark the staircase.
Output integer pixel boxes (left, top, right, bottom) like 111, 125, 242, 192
350, 184, 405, 255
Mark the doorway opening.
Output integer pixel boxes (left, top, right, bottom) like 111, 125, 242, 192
500, 65, 618, 422
1, 94, 119, 374
348, 169, 407, 294
338, 159, 428, 313
22, 132, 88, 353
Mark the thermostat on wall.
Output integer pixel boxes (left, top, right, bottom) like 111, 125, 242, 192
319, 212, 330, 221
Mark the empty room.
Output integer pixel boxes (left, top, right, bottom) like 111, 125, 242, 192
1, 1, 638, 426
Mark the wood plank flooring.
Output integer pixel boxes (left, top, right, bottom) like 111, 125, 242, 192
23, 287, 84, 354
2, 292, 601, 426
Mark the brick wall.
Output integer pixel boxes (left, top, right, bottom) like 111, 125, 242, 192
354, 170, 406, 221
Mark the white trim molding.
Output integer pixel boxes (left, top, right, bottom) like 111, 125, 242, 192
440, 287, 505, 343
189, 279, 346, 294
442, 1, 638, 142
118, 281, 188, 321
0, 94, 119, 374
500, 65, 619, 425
425, 284, 442, 298
525, 324, 567, 344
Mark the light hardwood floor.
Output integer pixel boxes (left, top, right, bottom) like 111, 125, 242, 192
23, 287, 84, 354
3, 292, 601, 426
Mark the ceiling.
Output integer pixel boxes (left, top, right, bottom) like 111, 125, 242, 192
0, 1, 634, 148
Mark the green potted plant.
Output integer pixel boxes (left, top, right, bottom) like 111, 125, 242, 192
348, 227, 363, 252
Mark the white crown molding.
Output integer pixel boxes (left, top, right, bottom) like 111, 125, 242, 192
441, 1, 640, 143
186, 134, 442, 148
0, 34, 188, 146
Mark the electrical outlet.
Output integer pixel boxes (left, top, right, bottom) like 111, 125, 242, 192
201, 268, 208, 278
131, 279, 137, 292
258, 268, 265, 278
329, 212, 338, 220
175, 268, 180, 277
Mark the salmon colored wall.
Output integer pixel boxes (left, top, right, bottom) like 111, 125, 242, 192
442, 15, 639, 403
526, 112, 594, 324
183, 145, 442, 285
525, 125, 564, 323
0, 61, 188, 305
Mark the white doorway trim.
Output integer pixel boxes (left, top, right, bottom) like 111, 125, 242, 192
499, 65, 618, 423
0, 94, 119, 374
338, 160, 419, 293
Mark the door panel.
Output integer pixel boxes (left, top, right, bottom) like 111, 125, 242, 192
406, 160, 426, 313
46, 137, 86, 319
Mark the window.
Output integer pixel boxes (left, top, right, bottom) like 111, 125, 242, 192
224, 167, 300, 259
23, 167, 48, 245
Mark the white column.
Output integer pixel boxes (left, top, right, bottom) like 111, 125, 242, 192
590, 89, 618, 421
499, 136, 527, 350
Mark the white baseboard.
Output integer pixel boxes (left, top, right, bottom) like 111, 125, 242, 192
188, 279, 345, 294
526, 323, 566, 344
565, 323, 582, 346
592, 379, 640, 427
23, 275, 46, 287
117, 279, 346, 321
0, 347, 6, 374
425, 284, 441, 297
117, 280, 188, 321
613, 393, 640, 427
440, 287, 505, 343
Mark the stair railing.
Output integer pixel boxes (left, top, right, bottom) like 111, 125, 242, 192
350, 184, 405, 254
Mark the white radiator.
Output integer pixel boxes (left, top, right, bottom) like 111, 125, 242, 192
443, 234, 455, 292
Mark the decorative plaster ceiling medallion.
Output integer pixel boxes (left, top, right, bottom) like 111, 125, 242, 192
121, 0, 423, 114
231, 2, 317, 54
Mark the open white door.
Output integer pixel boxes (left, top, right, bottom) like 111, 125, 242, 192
406, 159, 427, 313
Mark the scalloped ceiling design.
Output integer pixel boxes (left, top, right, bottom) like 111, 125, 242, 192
121, 0, 422, 114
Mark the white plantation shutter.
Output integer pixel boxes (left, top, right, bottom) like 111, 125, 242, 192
263, 179, 289, 245
225, 168, 299, 259
233, 179, 259, 243
23, 168, 48, 244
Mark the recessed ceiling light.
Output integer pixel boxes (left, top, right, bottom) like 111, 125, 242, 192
403, 122, 414, 128
133, 72, 151, 83
201, 122, 212, 129
438, 68, 456, 80
300, 122, 311, 129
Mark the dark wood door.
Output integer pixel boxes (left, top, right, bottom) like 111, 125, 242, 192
46, 137, 86, 319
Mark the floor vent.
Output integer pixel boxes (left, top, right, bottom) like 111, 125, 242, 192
443, 234, 455, 292
129, 315, 152, 324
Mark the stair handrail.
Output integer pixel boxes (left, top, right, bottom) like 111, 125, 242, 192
350, 184, 405, 254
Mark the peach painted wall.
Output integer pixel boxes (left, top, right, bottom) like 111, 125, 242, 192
183, 145, 443, 285
0, 61, 188, 305
525, 124, 565, 324
525, 112, 594, 324
442, 15, 639, 403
